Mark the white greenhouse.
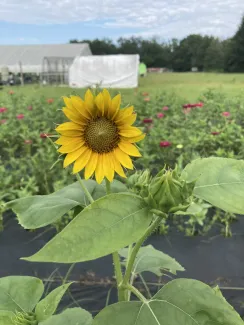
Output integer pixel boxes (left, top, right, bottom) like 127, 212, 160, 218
0, 43, 92, 84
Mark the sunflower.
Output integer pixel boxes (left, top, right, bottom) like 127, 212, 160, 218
55, 89, 145, 183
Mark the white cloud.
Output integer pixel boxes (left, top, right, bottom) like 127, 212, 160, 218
0, 0, 243, 38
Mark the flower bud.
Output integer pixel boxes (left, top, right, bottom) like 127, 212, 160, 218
127, 169, 151, 197
147, 167, 195, 213
12, 312, 38, 325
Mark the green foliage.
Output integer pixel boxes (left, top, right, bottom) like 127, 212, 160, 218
39, 308, 92, 325
119, 245, 185, 276
7, 179, 127, 229
93, 279, 243, 325
182, 157, 244, 214
35, 283, 72, 322
23, 193, 152, 263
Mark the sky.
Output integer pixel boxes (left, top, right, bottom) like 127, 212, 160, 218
0, 0, 243, 44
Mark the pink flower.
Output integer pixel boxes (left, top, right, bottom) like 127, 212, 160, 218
211, 131, 220, 135
162, 106, 169, 111
9, 90, 14, 95
157, 112, 165, 118
0, 119, 7, 124
27, 106, 33, 111
144, 97, 150, 102
16, 114, 24, 120
47, 98, 54, 104
0, 107, 7, 113
143, 118, 153, 124
142, 92, 149, 96
160, 141, 171, 147
222, 112, 230, 117
40, 133, 52, 138
24, 140, 33, 144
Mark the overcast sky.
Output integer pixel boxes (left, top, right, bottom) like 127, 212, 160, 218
0, 0, 243, 44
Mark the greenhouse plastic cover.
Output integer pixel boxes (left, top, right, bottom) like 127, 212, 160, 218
69, 55, 139, 88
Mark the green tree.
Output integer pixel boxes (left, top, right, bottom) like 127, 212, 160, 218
204, 38, 224, 71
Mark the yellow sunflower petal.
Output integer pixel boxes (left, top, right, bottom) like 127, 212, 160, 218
113, 147, 133, 170
95, 92, 104, 116
95, 154, 105, 184
115, 106, 134, 123
103, 153, 114, 182
85, 89, 96, 115
125, 133, 146, 143
118, 126, 142, 138
111, 153, 126, 178
73, 148, 92, 174
63, 146, 88, 168
70, 96, 91, 119
102, 89, 112, 116
62, 108, 87, 125
118, 141, 142, 157
55, 136, 78, 145
84, 152, 99, 179
108, 94, 121, 120
58, 140, 85, 153
55, 122, 83, 136
116, 113, 137, 126
62, 97, 73, 110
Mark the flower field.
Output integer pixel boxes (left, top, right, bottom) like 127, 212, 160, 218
1, 80, 244, 235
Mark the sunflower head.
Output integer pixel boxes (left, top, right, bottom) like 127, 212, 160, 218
55, 89, 145, 184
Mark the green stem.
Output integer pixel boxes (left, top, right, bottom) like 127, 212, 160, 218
105, 178, 124, 301
62, 263, 76, 285
126, 284, 147, 303
105, 178, 111, 194
121, 215, 163, 299
112, 251, 124, 301
76, 173, 94, 204
139, 273, 152, 298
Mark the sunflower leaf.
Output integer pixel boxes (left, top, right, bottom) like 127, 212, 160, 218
22, 193, 152, 263
7, 179, 128, 229
39, 308, 92, 325
93, 279, 243, 325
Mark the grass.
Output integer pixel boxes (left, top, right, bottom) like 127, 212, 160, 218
3, 72, 244, 103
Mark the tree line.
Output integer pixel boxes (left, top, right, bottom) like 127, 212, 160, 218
70, 15, 244, 72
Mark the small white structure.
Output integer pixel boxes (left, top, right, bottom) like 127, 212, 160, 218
69, 54, 139, 88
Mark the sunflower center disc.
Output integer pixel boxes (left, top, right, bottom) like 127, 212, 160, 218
84, 117, 120, 153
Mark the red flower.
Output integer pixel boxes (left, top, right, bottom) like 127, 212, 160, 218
47, 98, 54, 104
24, 140, 33, 144
183, 104, 190, 108
9, 90, 14, 95
189, 104, 197, 108
40, 133, 52, 138
27, 106, 33, 111
16, 114, 24, 120
211, 131, 220, 135
157, 112, 165, 118
142, 92, 149, 96
143, 118, 153, 123
196, 102, 204, 107
144, 97, 150, 102
162, 106, 169, 111
160, 141, 171, 147
0, 119, 7, 124
222, 112, 230, 117
0, 107, 7, 113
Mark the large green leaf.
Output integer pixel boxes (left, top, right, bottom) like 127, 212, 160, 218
119, 245, 185, 276
39, 308, 92, 325
7, 179, 128, 229
35, 283, 72, 321
0, 276, 44, 313
182, 157, 244, 214
23, 193, 152, 263
93, 279, 243, 325
0, 311, 14, 325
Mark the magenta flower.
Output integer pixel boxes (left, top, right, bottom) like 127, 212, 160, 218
160, 141, 171, 147
211, 131, 220, 135
222, 112, 230, 117
143, 118, 153, 124
162, 106, 169, 111
157, 112, 165, 119
16, 114, 24, 120
0, 107, 7, 113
